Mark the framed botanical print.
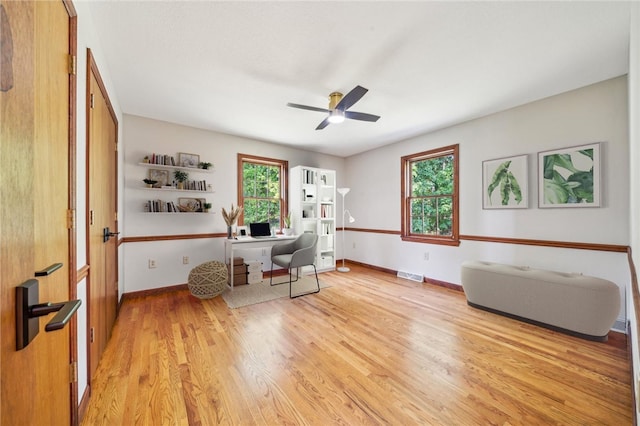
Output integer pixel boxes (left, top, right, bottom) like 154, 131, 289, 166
538, 143, 600, 208
482, 154, 528, 209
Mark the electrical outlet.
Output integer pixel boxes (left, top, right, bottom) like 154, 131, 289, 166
424, 252, 429, 261
148, 259, 156, 269
352, 242, 356, 249
182, 256, 189, 264
262, 248, 267, 256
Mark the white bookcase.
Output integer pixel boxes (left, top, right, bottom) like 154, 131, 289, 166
289, 166, 336, 272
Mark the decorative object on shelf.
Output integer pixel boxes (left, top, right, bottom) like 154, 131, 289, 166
337, 187, 356, 273
149, 169, 169, 187
142, 156, 150, 164
173, 170, 189, 189
538, 142, 600, 208
178, 152, 200, 168
178, 197, 205, 212
222, 204, 243, 239
482, 154, 528, 209
203, 202, 212, 213
142, 178, 157, 188
282, 211, 294, 236
199, 161, 213, 170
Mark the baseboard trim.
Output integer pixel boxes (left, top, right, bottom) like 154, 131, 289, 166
343, 259, 463, 292
78, 384, 91, 424
122, 283, 188, 300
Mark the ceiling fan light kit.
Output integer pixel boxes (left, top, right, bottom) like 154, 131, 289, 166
287, 85, 380, 130
328, 109, 345, 124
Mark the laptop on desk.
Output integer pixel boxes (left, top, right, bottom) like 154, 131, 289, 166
249, 222, 274, 239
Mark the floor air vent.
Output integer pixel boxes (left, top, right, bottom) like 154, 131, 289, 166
397, 271, 423, 283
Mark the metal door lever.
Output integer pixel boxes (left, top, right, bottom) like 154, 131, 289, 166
35, 262, 63, 277
16, 279, 82, 350
103, 227, 120, 242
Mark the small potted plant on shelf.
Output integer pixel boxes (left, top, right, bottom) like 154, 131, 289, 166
173, 170, 189, 189
143, 178, 157, 188
203, 202, 212, 213
199, 161, 213, 170
282, 212, 294, 236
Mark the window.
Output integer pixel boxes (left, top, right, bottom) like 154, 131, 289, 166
401, 144, 459, 246
238, 154, 288, 229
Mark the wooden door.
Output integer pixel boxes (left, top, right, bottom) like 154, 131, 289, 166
0, 1, 75, 425
87, 52, 118, 381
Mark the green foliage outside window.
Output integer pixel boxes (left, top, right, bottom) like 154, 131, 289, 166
242, 162, 282, 228
409, 154, 454, 236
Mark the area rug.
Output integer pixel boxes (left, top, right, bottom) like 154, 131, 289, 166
222, 276, 329, 309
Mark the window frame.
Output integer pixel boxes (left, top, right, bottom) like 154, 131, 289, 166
400, 144, 459, 246
237, 153, 288, 227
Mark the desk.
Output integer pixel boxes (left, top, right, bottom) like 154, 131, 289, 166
224, 235, 297, 290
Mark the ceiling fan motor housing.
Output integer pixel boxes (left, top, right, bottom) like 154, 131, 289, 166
329, 92, 343, 110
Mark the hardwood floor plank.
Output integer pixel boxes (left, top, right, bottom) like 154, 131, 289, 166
81, 264, 632, 425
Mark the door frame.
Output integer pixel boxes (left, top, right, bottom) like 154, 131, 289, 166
65, 1, 79, 424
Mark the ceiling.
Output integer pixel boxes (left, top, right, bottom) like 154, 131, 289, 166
85, 1, 631, 158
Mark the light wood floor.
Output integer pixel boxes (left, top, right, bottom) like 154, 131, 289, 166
81, 263, 632, 425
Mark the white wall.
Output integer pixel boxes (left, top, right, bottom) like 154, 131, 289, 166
121, 115, 346, 292
628, 1, 640, 417
344, 76, 630, 328
74, 0, 124, 407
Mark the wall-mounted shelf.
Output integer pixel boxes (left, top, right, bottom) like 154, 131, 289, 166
138, 153, 214, 213
139, 186, 214, 194
141, 212, 214, 215
138, 162, 214, 173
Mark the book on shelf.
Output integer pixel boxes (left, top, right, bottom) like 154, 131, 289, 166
303, 169, 316, 185
184, 180, 208, 191
149, 153, 176, 166
320, 204, 333, 218
146, 199, 179, 213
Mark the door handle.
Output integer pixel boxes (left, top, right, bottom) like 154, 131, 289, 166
35, 262, 63, 277
103, 227, 120, 243
16, 279, 82, 350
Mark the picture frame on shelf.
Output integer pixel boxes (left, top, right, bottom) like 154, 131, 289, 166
538, 142, 600, 208
178, 197, 206, 212
482, 154, 528, 209
148, 169, 169, 187
178, 152, 200, 168
237, 226, 248, 237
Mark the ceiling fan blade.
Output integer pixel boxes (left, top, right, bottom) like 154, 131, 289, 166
345, 111, 380, 122
287, 103, 330, 113
316, 117, 331, 130
335, 85, 368, 111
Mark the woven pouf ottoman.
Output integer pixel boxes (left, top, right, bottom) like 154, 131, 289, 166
188, 261, 228, 299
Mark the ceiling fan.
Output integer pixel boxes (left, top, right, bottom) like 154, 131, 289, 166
287, 85, 380, 130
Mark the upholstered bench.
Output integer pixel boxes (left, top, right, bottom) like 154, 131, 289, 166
460, 260, 620, 341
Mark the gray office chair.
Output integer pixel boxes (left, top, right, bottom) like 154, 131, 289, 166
270, 233, 320, 298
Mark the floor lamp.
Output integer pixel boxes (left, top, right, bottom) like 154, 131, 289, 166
337, 187, 355, 272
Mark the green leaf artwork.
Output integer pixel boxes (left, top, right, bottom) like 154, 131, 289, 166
542, 148, 594, 205
487, 160, 523, 206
